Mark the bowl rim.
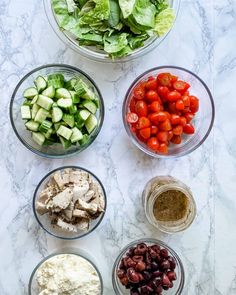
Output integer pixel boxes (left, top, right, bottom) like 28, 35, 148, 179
122, 65, 215, 158
28, 249, 104, 294
32, 165, 107, 240
112, 238, 185, 294
43, 0, 181, 63
9, 63, 105, 159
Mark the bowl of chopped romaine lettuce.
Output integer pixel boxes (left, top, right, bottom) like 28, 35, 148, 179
44, 0, 180, 61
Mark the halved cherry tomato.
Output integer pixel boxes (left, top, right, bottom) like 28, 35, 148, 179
140, 127, 151, 139
176, 99, 185, 110
149, 112, 168, 124
126, 112, 138, 124
147, 137, 159, 151
168, 130, 174, 140
158, 143, 168, 154
157, 86, 169, 101
146, 78, 157, 90
149, 101, 162, 113
171, 75, 178, 83
170, 114, 181, 125
167, 91, 182, 102
183, 123, 195, 134
173, 125, 183, 135
190, 96, 199, 113
136, 132, 147, 143
179, 117, 187, 126
151, 126, 158, 135
171, 135, 182, 144
157, 131, 168, 142
159, 119, 172, 131
157, 73, 172, 87
168, 102, 177, 113
135, 101, 148, 117
133, 87, 145, 100
146, 90, 159, 102
136, 117, 151, 129
185, 112, 195, 122
182, 95, 190, 107
129, 97, 136, 113
173, 80, 190, 94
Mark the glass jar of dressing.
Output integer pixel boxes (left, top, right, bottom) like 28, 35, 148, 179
143, 176, 196, 233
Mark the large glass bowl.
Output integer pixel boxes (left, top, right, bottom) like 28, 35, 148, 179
112, 238, 184, 294
123, 66, 215, 158
9, 64, 104, 158
43, 0, 180, 63
29, 248, 103, 294
33, 166, 107, 239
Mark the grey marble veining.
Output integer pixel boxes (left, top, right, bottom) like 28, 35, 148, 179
0, 0, 235, 294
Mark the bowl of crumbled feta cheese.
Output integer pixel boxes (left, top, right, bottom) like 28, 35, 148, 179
29, 250, 103, 295
33, 166, 106, 239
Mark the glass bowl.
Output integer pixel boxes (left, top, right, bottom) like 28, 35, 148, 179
43, 0, 180, 63
33, 166, 107, 240
123, 66, 215, 158
29, 248, 103, 294
112, 238, 184, 294
9, 64, 104, 158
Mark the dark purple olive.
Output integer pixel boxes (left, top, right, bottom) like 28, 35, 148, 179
152, 271, 162, 278
133, 255, 144, 262
117, 269, 126, 279
127, 268, 140, 283
151, 261, 158, 271
140, 285, 153, 293
135, 261, 146, 272
120, 275, 129, 286
151, 244, 161, 254
126, 247, 135, 257
149, 249, 157, 259
160, 260, 170, 270
145, 252, 152, 264
153, 277, 162, 287
160, 249, 169, 258
130, 288, 140, 295
167, 271, 177, 281
134, 243, 148, 255
127, 258, 137, 268
168, 256, 176, 270
155, 285, 163, 294
143, 270, 152, 282
162, 274, 171, 287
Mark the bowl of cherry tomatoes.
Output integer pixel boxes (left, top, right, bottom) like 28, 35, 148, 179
123, 66, 215, 158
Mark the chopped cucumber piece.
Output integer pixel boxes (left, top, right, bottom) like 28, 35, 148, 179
25, 120, 39, 131
57, 98, 73, 109
71, 127, 83, 143
68, 105, 77, 114
59, 136, 72, 149
69, 91, 80, 104
74, 79, 95, 100
23, 87, 38, 99
32, 132, 45, 146
34, 76, 47, 93
76, 109, 91, 121
57, 125, 72, 140
65, 78, 77, 90
32, 103, 40, 119
23, 99, 31, 106
82, 100, 97, 114
54, 122, 61, 131
93, 96, 100, 108
42, 86, 55, 98
85, 114, 98, 134
55, 88, 71, 99
47, 74, 64, 88
39, 120, 53, 133
21, 106, 31, 119
75, 120, 85, 129
37, 95, 54, 110
79, 134, 89, 145
63, 114, 75, 128
34, 108, 49, 123
44, 128, 53, 139
52, 107, 63, 123
31, 95, 38, 105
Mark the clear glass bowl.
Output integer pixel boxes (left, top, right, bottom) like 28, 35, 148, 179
9, 64, 104, 158
29, 248, 103, 294
123, 66, 215, 158
112, 238, 184, 294
33, 166, 107, 240
43, 0, 180, 63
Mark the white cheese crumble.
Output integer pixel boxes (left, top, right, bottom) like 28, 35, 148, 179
36, 254, 101, 295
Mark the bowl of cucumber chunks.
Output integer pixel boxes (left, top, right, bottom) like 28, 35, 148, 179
10, 64, 104, 158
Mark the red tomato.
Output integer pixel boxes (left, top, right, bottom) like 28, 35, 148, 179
173, 80, 190, 93
135, 101, 148, 117
149, 101, 162, 113
146, 78, 157, 90
136, 132, 147, 143
157, 73, 172, 87
168, 102, 177, 114
158, 143, 168, 154
159, 119, 172, 131
151, 126, 158, 135
136, 117, 151, 129
157, 131, 168, 142
185, 112, 195, 122
140, 127, 151, 139
126, 112, 138, 124
167, 91, 182, 102
157, 86, 169, 101
149, 112, 168, 124
170, 114, 181, 125
133, 87, 145, 100
171, 135, 182, 144
147, 137, 159, 151
163, 111, 171, 120
190, 96, 199, 113
168, 130, 174, 140
182, 95, 190, 107
129, 97, 136, 113
146, 90, 159, 102
173, 125, 183, 135
171, 75, 178, 83
183, 123, 195, 134
179, 117, 187, 126
176, 99, 185, 111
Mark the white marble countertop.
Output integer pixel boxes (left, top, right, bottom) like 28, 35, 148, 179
0, 0, 235, 294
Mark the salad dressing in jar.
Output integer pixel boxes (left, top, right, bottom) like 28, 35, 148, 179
143, 176, 196, 233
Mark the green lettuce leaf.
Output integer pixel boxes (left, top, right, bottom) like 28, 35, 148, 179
104, 32, 128, 53
132, 0, 156, 29
108, 0, 120, 27
118, 0, 135, 18
79, 0, 110, 24
154, 7, 175, 36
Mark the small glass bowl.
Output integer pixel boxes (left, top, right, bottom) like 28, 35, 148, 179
143, 176, 196, 233
123, 66, 215, 158
43, 0, 180, 63
33, 166, 107, 240
112, 238, 184, 294
9, 64, 104, 158
29, 248, 103, 294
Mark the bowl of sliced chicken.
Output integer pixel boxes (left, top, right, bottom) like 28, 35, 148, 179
33, 166, 106, 239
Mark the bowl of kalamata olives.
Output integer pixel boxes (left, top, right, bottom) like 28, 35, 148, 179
112, 239, 184, 295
